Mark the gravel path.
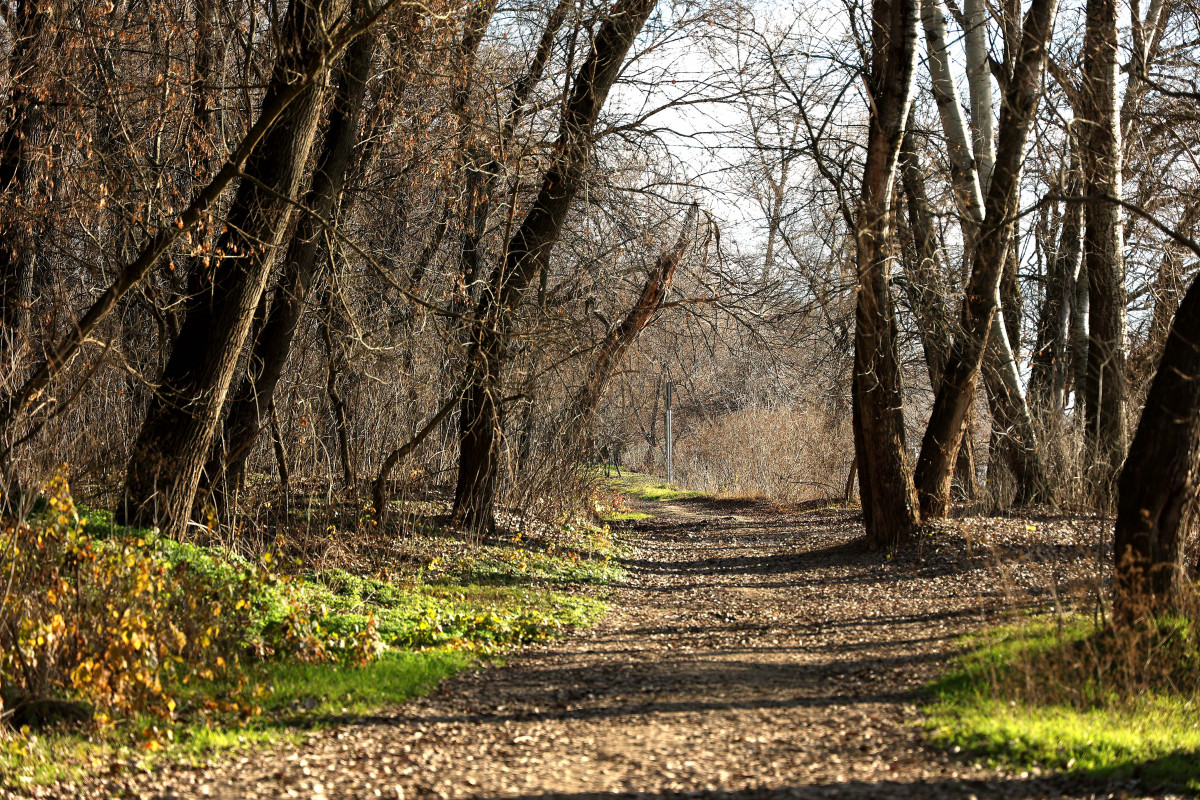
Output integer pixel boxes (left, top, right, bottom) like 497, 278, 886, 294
74, 498, 1164, 799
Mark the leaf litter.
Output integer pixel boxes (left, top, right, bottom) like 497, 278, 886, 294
12, 499, 1184, 800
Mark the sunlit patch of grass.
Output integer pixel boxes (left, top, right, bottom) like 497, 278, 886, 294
603, 511, 652, 521
0, 650, 470, 786
601, 469, 701, 503
308, 570, 609, 649
925, 618, 1200, 791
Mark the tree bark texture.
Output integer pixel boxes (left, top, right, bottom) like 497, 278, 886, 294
451, 0, 658, 533
119, 0, 350, 536
203, 28, 381, 510
898, 133, 977, 499
1081, 0, 1128, 482
853, 0, 922, 549
1115, 271, 1200, 615
913, 0, 1058, 518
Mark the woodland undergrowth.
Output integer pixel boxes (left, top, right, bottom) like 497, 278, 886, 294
0, 472, 622, 787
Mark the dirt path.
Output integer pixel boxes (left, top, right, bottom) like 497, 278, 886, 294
95, 499, 1147, 799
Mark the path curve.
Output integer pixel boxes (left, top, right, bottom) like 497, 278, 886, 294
91, 498, 1153, 799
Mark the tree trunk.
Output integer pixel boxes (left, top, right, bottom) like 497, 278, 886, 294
1071, 252, 1091, 412
203, 28, 381, 510
1030, 143, 1084, 416
913, 0, 1058, 519
570, 203, 698, 429
898, 127, 977, 500
1081, 0, 1128, 486
451, 0, 657, 533
119, 0, 349, 536
853, 0, 922, 549
1114, 271, 1200, 615
963, 0, 995, 193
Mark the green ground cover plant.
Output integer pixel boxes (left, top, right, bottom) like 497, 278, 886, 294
0, 476, 614, 787
925, 616, 1200, 792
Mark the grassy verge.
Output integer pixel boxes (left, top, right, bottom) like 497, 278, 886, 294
1, 648, 471, 786
924, 617, 1200, 792
1, 498, 615, 789
599, 468, 701, 503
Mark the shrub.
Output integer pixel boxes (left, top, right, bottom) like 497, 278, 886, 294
0, 473, 277, 726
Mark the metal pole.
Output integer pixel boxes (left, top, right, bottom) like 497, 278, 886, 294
665, 380, 673, 485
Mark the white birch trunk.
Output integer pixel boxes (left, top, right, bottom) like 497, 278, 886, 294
963, 0, 996, 193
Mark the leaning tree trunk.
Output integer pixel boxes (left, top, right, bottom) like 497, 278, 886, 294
569, 203, 698, 431
852, 0, 922, 549
451, 0, 657, 534
1081, 0, 1128, 488
912, 0, 1058, 519
119, 0, 350, 536
202, 27, 382, 514
899, 129, 977, 499
1114, 271, 1200, 616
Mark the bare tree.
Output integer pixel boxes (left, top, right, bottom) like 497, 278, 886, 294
1080, 0, 1128, 487
450, 0, 658, 533
913, 0, 1058, 518
119, 0, 355, 535
852, 0, 922, 548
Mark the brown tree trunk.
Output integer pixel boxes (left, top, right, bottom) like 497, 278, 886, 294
1114, 270, 1200, 615
451, 0, 657, 533
202, 27, 381, 511
853, 0, 922, 549
913, 0, 1058, 519
1081, 0, 1128, 488
570, 204, 698, 429
898, 130, 977, 500
119, 0, 350, 536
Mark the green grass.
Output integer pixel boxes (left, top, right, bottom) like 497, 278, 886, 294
306, 568, 609, 650
601, 469, 701, 503
1, 507, 614, 788
1, 649, 472, 786
603, 511, 652, 521
924, 618, 1200, 791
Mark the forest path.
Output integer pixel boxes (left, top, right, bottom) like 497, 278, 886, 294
132, 498, 1120, 799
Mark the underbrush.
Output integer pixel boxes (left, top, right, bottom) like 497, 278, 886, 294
669, 403, 850, 503
0, 475, 615, 789
926, 613, 1200, 791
